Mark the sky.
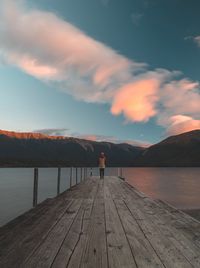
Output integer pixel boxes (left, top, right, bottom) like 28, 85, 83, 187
0, 0, 200, 146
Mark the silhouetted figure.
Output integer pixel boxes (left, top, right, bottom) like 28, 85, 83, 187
99, 152, 106, 179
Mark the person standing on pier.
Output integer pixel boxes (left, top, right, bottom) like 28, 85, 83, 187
99, 152, 106, 179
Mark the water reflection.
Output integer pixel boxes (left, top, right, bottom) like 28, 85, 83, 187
124, 167, 200, 209
0, 167, 200, 226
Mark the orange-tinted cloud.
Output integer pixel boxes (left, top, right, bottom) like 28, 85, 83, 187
0, 1, 200, 137
161, 79, 200, 115
10, 55, 58, 79
0, 0, 145, 102
166, 115, 200, 135
111, 78, 160, 122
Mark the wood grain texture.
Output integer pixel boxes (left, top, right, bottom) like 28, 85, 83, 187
0, 176, 200, 268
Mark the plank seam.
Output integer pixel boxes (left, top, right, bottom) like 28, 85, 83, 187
22, 199, 74, 265
78, 180, 101, 267
51, 203, 86, 268
123, 200, 167, 268
103, 180, 110, 268
121, 182, 197, 267
112, 198, 138, 268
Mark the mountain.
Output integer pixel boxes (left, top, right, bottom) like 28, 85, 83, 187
0, 130, 144, 167
1, 129, 199, 167
134, 130, 200, 167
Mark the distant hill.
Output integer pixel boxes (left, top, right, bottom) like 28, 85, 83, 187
0, 129, 199, 167
0, 130, 144, 167
134, 130, 200, 167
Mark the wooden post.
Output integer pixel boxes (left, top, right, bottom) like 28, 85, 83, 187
120, 167, 123, 178
84, 168, 86, 180
33, 168, 38, 207
80, 168, 82, 181
90, 168, 92, 177
57, 167, 61, 196
76, 167, 78, 184
70, 167, 72, 188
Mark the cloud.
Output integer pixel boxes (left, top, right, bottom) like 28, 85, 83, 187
160, 79, 200, 116
184, 36, 193, 41
131, 13, 144, 26
0, 0, 200, 136
32, 128, 150, 147
165, 115, 200, 136
33, 128, 69, 136
194, 36, 200, 47
185, 35, 200, 47
111, 77, 160, 122
0, 0, 145, 103
73, 133, 150, 147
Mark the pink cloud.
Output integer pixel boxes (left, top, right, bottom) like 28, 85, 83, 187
166, 115, 200, 135
0, 1, 200, 137
9, 55, 58, 79
161, 79, 200, 115
111, 78, 161, 122
0, 0, 145, 102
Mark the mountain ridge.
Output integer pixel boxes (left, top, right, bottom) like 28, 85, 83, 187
0, 129, 144, 167
0, 129, 199, 167
134, 129, 200, 166
0, 129, 69, 140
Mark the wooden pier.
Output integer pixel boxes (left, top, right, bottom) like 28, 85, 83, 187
0, 176, 200, 267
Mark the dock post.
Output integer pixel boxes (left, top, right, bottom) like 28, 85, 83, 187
33, 168, 38, 207
85, 168, 88, 179
120, 167, 123, 178
57, 167, 61, 195
76, 167, 78, 184
84, 168, 86, 180
80, 168, 82, 182
70, 167, 72, 188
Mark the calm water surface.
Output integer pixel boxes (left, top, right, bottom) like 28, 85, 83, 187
123, 167, 200, 210
0, 167, 200, 226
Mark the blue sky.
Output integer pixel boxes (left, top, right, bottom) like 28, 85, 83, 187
0, 0, 200, 145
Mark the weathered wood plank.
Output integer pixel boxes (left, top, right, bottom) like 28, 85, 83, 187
23, 199, 83, 268
1, 176, 199, 268
137, 198, 200, 266
0, 177, 96, 267
79, 180, 108, 268
115, 178, 200, 265
22, 179, 97, 268
125, 200, 193, 268
0, 198, 52, 241
51, 198, 94, 268
0, 198, 73, 268
51, 179, 99, 268
113, 199, 165, 268
156, 199, 200, 244
111, 179, 194, 268
104, 179, 137, 268
67, 180, 108, 268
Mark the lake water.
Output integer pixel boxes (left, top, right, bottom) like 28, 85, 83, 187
0, 167, 200, 226
123, 168, 200, 210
